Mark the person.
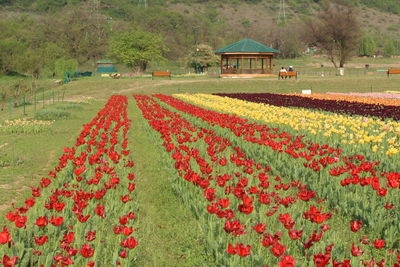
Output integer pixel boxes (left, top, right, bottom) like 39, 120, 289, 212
279, 67, 287, 79
288, 66, 294, 71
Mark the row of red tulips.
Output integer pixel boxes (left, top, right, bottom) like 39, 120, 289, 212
154, 94, 399, 244
0, 96, 138, 266
134, 95, 399, 266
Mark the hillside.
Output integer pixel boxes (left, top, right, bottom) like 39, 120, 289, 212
1, 0, 400, 76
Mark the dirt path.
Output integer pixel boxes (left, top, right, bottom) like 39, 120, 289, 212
117, 78, 213, 95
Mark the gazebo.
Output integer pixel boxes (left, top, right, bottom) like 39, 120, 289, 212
214, 38, 279, 78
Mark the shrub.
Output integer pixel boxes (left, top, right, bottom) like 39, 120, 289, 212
34, 109, 70, 120
54, 102, 84, 110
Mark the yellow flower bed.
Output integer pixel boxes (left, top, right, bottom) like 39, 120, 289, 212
174, 93, 400, 156
0, 118, 54, 134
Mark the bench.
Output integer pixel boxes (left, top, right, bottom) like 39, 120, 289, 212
387, 69, 400, 77
279, 71, 298, 80
152, 71, 171, 80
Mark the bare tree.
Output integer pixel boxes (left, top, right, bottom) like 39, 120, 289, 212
305, 1, 361, 75
267, 22, 307, 59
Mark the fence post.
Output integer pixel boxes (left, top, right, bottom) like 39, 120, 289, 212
42, 88, 45, 108
8, 98, 12, 120
34, 93, 37, 113
23, 95, 26, 116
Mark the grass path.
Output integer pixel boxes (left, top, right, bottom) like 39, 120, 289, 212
128, 98, 212, 267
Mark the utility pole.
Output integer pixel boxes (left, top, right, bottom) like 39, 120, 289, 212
138, 0, 148, 8
278, 0, 287, 25
192, 26, 199, 74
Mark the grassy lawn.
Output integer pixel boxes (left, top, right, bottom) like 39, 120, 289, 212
58, 75, 400, 98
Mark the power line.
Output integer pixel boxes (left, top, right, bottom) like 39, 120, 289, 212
278, 0, 287, 24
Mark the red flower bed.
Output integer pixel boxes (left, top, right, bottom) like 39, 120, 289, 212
153, 94, 399, 250
134, 95, 398, 266
0, 96, 138, 266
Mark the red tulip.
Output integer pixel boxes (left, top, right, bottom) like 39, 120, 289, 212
384, 202, 394, 210
40, 177, 51, 188
313, 253, 330, 267
288, 229, 303, 240
14, 215, 27, 228
226, 243, 236, 255
349, 220, 362, 232
351, 243, 364, 256
120, 195, 131, 203
74, 166, 86, 176
50, 216, 64, 226
0, 227, 11, 244
5, 211, 17, 222
25, 198, 35, 208
373, 239, 385, 249
119, 249, 127, 258
127, 183, 136, 192
80, 244, 94, 258
31, 187, 41, 197
0, 255, 19, 267
34, 236, 48, 246
120, 236, 138, 249
121, 226, 133, 236
270, 242, 286, 257
253, 223, 266, 234
333, 259, 351, 267
119, 216, 129, 225
278, 255, 296, 267
94, 204, 105, 217
85, 231, 96, 242
218, 198, 230, 208
236, 244, 251, 257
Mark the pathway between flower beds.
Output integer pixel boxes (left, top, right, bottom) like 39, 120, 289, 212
127, 99, 212, 267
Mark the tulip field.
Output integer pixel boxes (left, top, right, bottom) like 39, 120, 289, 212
1, 92, 400, 266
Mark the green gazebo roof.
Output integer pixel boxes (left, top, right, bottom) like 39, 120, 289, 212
214, 38, 280, 54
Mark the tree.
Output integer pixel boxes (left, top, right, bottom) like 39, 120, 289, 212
358, 35, 376, 57
267, 22, 307, 59
383, 38, 398, 57
109, 31, 167, 72
0, 39, 27, 75
187, 44, 219, 73
305, 1, 361, 74
39, 5, 110, 64
54, 58, 78, 78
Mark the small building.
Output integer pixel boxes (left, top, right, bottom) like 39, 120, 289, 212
214, 38, 279, 78
96, 59, 117, 73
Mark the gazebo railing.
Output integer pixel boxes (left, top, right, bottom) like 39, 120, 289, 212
221, 69, 273, 75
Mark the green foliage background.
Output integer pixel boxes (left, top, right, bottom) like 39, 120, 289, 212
0, 0, 399, 76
